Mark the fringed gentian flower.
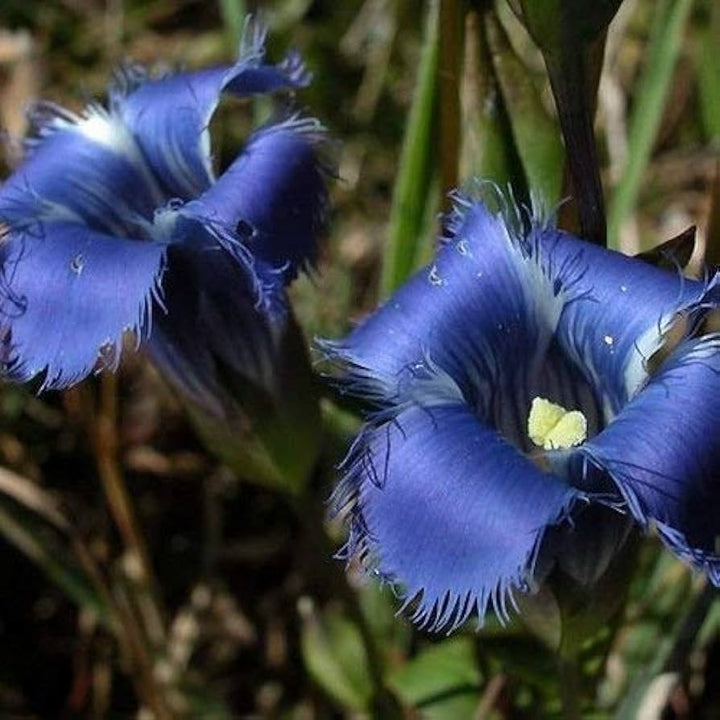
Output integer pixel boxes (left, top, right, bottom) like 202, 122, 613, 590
322, 194, 720, 632
0, 24, 328, 430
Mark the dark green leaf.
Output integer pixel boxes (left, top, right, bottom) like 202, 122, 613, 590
381, 0, 440, 298
299, 600, 374, 712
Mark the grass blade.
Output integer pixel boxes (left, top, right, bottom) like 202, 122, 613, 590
607, 0, 694, 246
218, 0, 247, 52
0, 490, 107, 618
698, 0, 720, 145
380, 0, 439, 299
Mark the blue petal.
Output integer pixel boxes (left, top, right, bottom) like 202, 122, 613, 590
116, 23, 311, 200
0, 223, 166, 388
322, 201, 557, 408
179, 117, 328, 282
333, 403, 583, 631
144, 236, 282, 416
532, 226, 720, 416
0, 107, 164, 236
321, 199, 607, 452
576, 336, 720, 583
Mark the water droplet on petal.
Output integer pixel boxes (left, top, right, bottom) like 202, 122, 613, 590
456, 239, 471, 257
428, 264, 445, 286
70, 254, 84, 275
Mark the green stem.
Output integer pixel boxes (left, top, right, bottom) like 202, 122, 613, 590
558, 654, 582, 720
545, 44, 606, 245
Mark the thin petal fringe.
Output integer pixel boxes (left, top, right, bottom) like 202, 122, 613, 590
330, 405, 584, 633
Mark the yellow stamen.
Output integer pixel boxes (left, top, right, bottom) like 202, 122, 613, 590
527, 397, 587, 450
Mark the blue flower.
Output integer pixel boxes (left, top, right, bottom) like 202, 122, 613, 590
322, 193, 720, 632
0, 23, 328, 417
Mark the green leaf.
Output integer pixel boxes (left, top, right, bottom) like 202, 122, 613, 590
485, 10, 564, 205
299, 600, 374, 712
607, 0, 694, 247
460, 8, 528, 196
482, 634, 559, 693
387, 637, 482, 720
187, 310, 320, 494
380, 0, 440, 299
357, 582, 412, 656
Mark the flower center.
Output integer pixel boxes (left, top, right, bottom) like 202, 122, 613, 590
527, 397, 587, 450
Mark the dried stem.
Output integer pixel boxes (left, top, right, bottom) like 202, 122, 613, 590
90, 374, 172, 716
439, 0, 461, 209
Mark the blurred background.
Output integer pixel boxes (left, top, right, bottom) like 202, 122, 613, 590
0, 0, 718, 717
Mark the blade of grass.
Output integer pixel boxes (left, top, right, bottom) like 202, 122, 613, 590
0, 496, 107, 618
218, 0, 247, 53
0, 466, 69, 530
698, 0, 720, 145
380, 0, 439, 299
607, 0, 694, 246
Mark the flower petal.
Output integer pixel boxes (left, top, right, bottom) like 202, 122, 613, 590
322, 200, 564, 412
179, 117, 328, 281
144, 239, 281, 416
577, 336, 720, 583
533, 226, 720, 415
117, 24, 310, 200
0, 107, 163, 236
333, 403, 582, 631
0, 222, 165, 388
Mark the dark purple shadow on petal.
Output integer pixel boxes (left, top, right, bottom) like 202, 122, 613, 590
181, 117, 329, 283
145, 231, 283, 417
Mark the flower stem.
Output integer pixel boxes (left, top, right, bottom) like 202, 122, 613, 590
90, 375, 172, 716
558, 654, 582, 720
94, 375, 166, 646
